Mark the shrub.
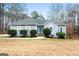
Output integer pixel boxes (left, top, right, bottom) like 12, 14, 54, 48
30, 29, 37, 37
20, 30, 27, 37
7, 29, 17, 37
43, 28, 51, 37
56, 32, 65, 39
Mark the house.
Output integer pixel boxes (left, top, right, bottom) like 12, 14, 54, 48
9, 18, 66, 37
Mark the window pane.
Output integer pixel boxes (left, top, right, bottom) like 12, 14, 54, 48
50, 27, 52, 32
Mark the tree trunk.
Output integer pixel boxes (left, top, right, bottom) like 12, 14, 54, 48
0, 4, 4, 34
77, 25, 79, 36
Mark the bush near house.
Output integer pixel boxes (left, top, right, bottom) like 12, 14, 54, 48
7, 29, 17, 37
20, 30, 27, 37
43, 28, 51, 37
30, 29, 37, 37
56, 32, 65, 39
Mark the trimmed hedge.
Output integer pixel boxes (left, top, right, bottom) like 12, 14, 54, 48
30, 29, 37, 37
20, 30, 27, 37
56, 32, 65, 39
7, 29, 17, 37
43, 28, 51, 37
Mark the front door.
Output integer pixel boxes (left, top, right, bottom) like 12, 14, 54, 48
37, 26, 44, 35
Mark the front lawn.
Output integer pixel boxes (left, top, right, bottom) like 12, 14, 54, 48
0, 38, 79, 56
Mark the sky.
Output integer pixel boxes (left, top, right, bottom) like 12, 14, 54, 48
26, 3, 51, 19
5, 3, 77, 19
26, 3, 69, 19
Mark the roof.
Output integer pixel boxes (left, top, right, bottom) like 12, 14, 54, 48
44, 20, 66, 26
10, 18, 66, 26
33, 18, 47, 26
10, 18, 39, 26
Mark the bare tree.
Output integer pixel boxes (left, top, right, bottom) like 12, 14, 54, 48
4, 3, 28, 22
0, 3, 4, 33
48, 3, 79, 37
48, 3, 66, 23
67, 4, 79, 36
4, 3, 28, 30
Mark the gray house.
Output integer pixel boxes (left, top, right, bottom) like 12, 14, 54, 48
9, 18, 66, 37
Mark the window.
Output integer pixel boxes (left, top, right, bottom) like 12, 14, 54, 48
50, 27, 52, 32
60, 27, 62, 32
27, 26, 29, 31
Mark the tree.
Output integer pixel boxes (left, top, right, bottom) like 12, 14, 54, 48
48, 3, 79, 37
0, 3, 4, 33
4, 3, 28, 21
31, 11, 39, 18
48, 3, 66, 23
4, 3, 28, 31
77, 17, 79, 36
66, 19, 74, 38
67, 4, 79, 36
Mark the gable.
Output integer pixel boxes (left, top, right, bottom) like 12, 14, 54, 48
44, 20, 67, 26
44, 20, 58, 26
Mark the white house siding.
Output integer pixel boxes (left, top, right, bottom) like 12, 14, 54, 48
10, 26, 21, 36
44, 21, 58, 37
26, 26, 37, 31
10, 26, 18, 30
58, 25, 66, 34
25, 26, 37, 35
10, 22, 66, 37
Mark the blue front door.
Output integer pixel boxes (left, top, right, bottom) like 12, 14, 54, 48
37, 26, 44, 34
